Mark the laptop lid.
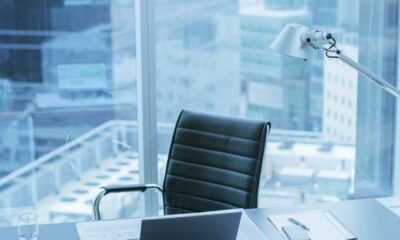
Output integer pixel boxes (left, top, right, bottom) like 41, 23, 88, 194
140, 209, 243, 240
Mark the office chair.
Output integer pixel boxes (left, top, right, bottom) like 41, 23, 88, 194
93, 110, 271, 220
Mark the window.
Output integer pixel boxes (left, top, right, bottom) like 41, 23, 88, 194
154, 0, 397, 208
354, 0, 397, 195
154, 0, 242, 184
0, 1, 139, 226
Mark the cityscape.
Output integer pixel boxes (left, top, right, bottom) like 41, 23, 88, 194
0, 0, 363, 226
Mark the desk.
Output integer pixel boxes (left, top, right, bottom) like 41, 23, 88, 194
247, 199, 400, 240
1, 199, 399, 239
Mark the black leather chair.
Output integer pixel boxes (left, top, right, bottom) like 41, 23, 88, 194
93, 110, 271, 220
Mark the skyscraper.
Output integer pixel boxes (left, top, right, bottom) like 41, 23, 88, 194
240, 1, 312, 130
155, 1, 241, 125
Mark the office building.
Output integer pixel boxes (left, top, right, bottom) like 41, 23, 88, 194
323, 39, 358, 144
155, 0, 241, 124
240, 1, 312, 130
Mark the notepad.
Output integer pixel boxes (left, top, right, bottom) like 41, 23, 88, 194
268, 210, 357, 240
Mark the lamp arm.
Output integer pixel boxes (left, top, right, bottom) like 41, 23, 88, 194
335, 50, 400, 99
271, 23, 400, 98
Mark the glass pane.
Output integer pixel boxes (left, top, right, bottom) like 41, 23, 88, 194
354, 0, 397, 196
155, 0, 396, 208
0, 0, 138, 226
154, 0, 242, 193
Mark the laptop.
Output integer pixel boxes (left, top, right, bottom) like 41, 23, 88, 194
140, 209, 243, 240
76, 209, 243, 240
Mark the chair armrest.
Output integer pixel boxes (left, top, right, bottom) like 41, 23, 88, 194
102, 183, 163, 194
93, 183, 163, 220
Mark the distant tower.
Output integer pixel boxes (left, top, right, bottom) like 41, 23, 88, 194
240, 1, 313, 130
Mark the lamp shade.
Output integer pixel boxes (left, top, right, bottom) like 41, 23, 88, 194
270, 23, 314, 59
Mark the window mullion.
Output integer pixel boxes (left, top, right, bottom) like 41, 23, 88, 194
135, 0, 159, 216
392, 4, 400, 195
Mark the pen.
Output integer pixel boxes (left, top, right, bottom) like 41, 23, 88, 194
288, 218, 310, 231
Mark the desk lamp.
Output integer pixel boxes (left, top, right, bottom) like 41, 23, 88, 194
270, 23, 400, 98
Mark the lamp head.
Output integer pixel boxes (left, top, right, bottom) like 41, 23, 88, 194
270, 23, 332, 59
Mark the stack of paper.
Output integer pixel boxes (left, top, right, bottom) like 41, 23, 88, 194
268, 210, 357, 240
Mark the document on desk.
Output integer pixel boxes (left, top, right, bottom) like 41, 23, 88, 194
76, 211, 269, 240
237, 211, 271, 240
268, 210, 357, 240
76, 218, 141, 240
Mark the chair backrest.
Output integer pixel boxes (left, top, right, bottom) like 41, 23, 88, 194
163, 110, 271, 215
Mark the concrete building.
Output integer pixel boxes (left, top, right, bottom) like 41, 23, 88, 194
323, 36, 358, 144
155, 1, 241, 124
239, 2, 312, 130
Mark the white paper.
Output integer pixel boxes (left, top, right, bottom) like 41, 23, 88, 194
237, 212, 270, 240
268, 210, 357, 240
76, 218, 141, 240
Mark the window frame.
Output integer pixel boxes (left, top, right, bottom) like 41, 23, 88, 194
135, 0, 159, 216
393, 1, 400, 195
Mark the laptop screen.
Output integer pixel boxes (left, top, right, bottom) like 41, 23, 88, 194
140, 209, 243, 240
